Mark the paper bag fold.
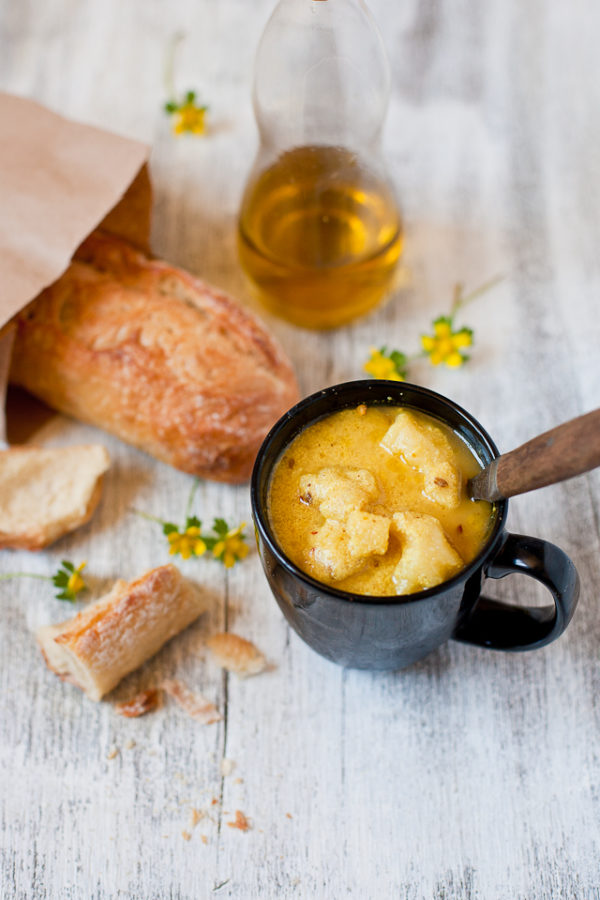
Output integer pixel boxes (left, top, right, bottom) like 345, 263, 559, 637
0, 92, 152, 440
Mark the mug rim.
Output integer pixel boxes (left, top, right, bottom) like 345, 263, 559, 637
251, 379, 507, 607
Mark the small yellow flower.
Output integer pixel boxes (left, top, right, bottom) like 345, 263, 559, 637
421, 318, 473, 368
66, 562, 87, 597
212, 523, 250, 569
52, 560, 88, 601
167, 526, 207, 560
172, 102, 207, 136
363, 347, 406, 381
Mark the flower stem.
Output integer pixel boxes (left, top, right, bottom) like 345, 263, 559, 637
131, 508, 169, 527
0, 573, 51, 581
185, 478, 200, 521
451, 274, 504, 317
164, 31, 184, 99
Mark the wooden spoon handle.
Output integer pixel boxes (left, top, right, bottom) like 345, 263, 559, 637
473, 408, 600, 501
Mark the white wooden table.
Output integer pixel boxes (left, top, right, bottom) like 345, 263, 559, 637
1, 1, 600, 897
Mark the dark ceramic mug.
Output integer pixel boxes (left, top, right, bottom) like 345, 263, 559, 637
250, 381, 580, 670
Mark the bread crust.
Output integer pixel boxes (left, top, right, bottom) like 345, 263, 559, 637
10, 231, 299, 482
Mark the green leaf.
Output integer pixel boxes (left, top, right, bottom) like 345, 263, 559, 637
186, 516, 201, 530
433, 315, 452, 327
389, 350, 408, 376
62, 561, 75, 572
203, 536, 218, 551
164, 101, 178, 113
185, 90, 196, 104
53, 572, 68, 588
162, 522, 179, 535
213, 518, 229, 537
55, 589, 76, 603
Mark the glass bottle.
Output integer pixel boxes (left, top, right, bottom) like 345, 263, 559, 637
238, 0, 403, 330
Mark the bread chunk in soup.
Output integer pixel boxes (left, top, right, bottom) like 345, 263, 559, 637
390, 511, 464, 594
380, 410, 461, 508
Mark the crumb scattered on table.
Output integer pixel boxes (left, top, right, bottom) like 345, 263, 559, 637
190, 808, 204, 829
116, 688, 162, 718
106, 746, 119, 760
220, 758, 236, 777
182, 830, 191, 842
124, 739, 136, 750
227, 810, 251, 832
161, 679, 222, 724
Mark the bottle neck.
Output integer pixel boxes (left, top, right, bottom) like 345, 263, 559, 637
253, 0, 390, 154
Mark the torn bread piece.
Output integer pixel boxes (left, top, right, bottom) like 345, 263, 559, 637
0, 444, 110, 550
391, 511, 464, 594
207, 633, 268, 677
345, 510, 390, 558
308, 513, 390, 582
37, 565, 207, 701
380, 411, 461, 508
308, 519, 364, 581
298, 467, 378, 520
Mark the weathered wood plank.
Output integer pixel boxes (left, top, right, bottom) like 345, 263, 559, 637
1, 0, 599, 897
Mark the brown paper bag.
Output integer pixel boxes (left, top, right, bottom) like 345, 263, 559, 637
0, 92, 152, 440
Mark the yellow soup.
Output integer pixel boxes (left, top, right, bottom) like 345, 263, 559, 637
267, 405, 494, 596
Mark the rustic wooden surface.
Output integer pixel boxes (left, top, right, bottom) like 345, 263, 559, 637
1, 1, 599, 897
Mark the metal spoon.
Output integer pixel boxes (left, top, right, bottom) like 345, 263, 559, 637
468, 408, 600, 501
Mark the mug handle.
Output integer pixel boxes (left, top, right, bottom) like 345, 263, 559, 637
453, 533, 579, 651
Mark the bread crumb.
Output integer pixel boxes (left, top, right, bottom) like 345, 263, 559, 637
234, 777, 244, 785
207, 633, 267, 677
106, 746, 119, 760
286, 813, 293, 819
211, 797, 219, 806
190, 808, 204, 829
161, 679, 222, 724
227, 810, 251, 832
182, 830, 191, 842
201, 835, 208, 845
116, 688, 162, 718
124, 739, 136, 750
220, 758, 236, 777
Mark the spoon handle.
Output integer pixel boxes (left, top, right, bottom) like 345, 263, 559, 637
470, 408, 600, 501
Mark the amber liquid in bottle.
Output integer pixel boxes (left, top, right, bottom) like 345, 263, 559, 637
238, 146, 403, 329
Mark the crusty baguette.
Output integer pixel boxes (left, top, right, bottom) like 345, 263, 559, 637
0, 444, 109, 550
37, 564, 206, 701
9, 231, 299, 483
